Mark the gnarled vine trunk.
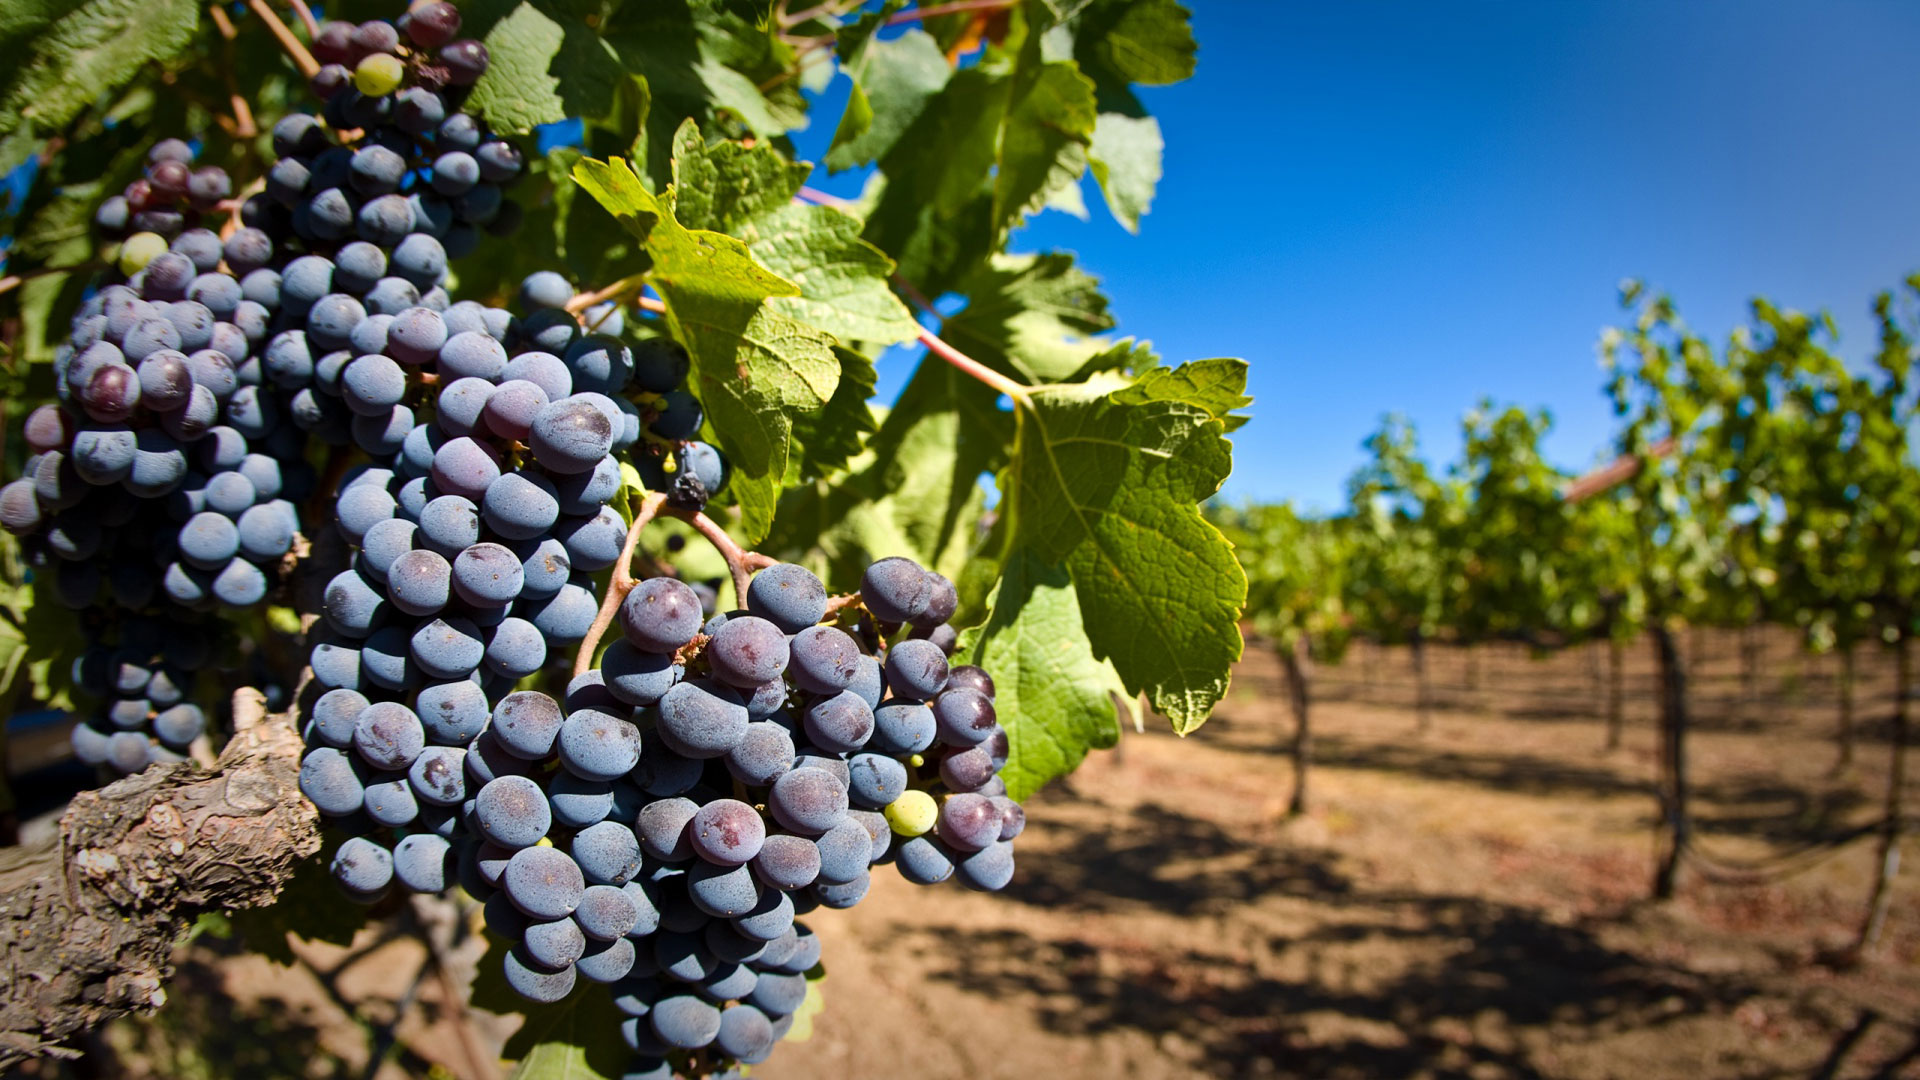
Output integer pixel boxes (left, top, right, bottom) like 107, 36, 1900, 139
0, 688, 318, 1069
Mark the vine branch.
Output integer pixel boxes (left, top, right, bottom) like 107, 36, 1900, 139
207, 5, 259, 139
566, 280, 668, 320
247, 0, 320, 77
0, 685, 319, 1069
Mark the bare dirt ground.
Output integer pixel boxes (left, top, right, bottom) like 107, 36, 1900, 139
19, 629, 1920, 1080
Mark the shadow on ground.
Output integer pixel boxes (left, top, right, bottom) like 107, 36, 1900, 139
931, 792, 1804, 1079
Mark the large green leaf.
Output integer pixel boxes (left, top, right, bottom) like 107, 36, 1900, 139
827, 29, 951, 174
992, 60, 1098, 241
0, 0, 198, 145
751, 204, 922, 346
1005, 359, 1249, 731
1072, 0, 1198, 87
959, 548, 1124, 799
572, 156, 838, 543
669, 120, 811, 235
787, 345, 880, 482
766, 356, 999, 587
465, 0, 626, 133
861, 354, 1010, 564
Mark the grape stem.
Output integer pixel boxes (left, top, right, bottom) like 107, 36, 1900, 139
661, 505, 774, 601
566, 279, 669, 323
205, 5, 260, 138
783, 0, 1018, 43
247, 0, 320, 77
788, 189, 1029, 404
573, 491, 669, 679
917, 327, 1030, 406
565, 274, 645, 316
281, 0, 319, 41
572, 493, 779, 677
823, 591, 864, 618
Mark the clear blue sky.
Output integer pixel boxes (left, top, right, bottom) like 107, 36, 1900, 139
793, 1, 1920, 511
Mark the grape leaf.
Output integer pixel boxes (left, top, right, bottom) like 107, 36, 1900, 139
827, 28, 950, 173
1088, 110, 1162, 233
862, 66, 1009, 272
1114, 356, 1253, 425
941, 254, 1115, 382
668, 123, 920, 346
767, 355, 998, 587
992, 60, 1098, 241
829, 0, 906, 61
751, 205, 922, 346
502, 993, 630, 1080
1071, 0, 1198, 87
1005, 359, 1249, 731
788, 346, 880, 482
466, 0, 624, 133
959, 548, 1124, 799
669, 120, 810, 236
571, 156, 838, 543
605, 2, 790, 137
0, 0, 198, 145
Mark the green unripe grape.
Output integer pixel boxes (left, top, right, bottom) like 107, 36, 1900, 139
884, 789, 937, 837
118, 232, 168, 275
354, 54, 406, 97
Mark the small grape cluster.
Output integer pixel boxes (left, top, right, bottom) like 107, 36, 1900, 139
63, 616, 215, 775
0, 224, 313, 614
277, 2, 519, 263
93, 139, 233, 249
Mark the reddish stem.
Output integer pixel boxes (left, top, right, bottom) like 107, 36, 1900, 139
662, 506, 762, 602
917, 326, 1028, 404
573, 492, 669, 679
823, 592, 865, 618
247, 0, 319, 75
884, 0, 1018, 26
283, 0, 319, 41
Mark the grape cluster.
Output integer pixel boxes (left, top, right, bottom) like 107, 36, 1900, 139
63, 616, 214, 775
0, 224, 313, 615
304, 541, 1021, 1076
283, 3, 520, 263
93, 140, 233, 251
